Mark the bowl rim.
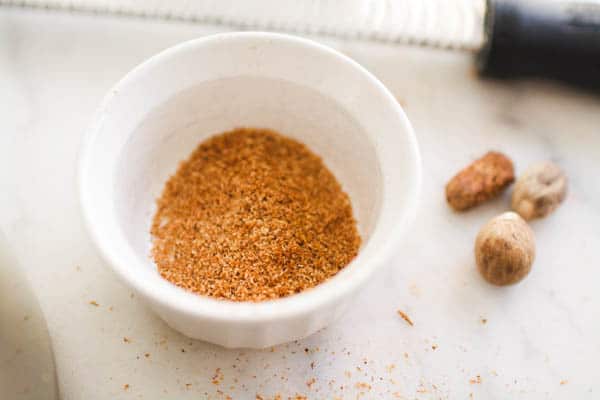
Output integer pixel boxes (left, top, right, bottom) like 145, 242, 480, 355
79, 31, 421, 323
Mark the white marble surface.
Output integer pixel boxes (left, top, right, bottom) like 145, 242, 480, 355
1, 8, 599, 400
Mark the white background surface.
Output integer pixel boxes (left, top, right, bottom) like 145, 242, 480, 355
1, 8, 599, 400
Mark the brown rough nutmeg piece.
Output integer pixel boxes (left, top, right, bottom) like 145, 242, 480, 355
511, 161, 567, 220
475, 212, 535, 286
446, 151, 515, 211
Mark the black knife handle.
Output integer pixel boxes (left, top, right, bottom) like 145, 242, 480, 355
477, 0, 600, 90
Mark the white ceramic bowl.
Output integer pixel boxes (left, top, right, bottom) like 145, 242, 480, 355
79, 32, 421, 348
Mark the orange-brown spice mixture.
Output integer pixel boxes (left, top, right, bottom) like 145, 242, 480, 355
151, 128, 361, 301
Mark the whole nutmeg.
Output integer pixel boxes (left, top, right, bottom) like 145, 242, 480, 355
446, 151, 515, 211
475, 212, 535, 286
511, 161, 567, 220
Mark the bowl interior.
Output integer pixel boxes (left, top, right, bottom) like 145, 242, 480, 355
115, 76, 381, 271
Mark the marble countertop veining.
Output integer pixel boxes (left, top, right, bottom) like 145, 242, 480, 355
1, 8, 599, 400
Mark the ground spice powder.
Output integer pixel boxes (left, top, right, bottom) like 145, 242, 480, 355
151, 128, 361, 301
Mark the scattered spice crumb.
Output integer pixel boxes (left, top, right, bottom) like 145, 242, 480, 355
108, 306, 114, 312
181, 348, 186, 353
470, 375, 482, 384
386, 364, 396, 373
344, 370, 352, 378
481, 318, 487, 324
144, 353, 150, 358
392, 392, 403, 398
355, 382, 371, 390
89, 300, 99, 307
310, 361, 315, 369
560, 380, 568, 385
306, 378, 316, 388
403, 352, 409, 359
409, 283, 420, 297
185, 383, 192, 389
123, 384, 129, 391
397, 310, 414, 326
212, 368, 223, 385
431, 344, 438, 350
123, 337, 131, 343
23, 315, 30, 321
